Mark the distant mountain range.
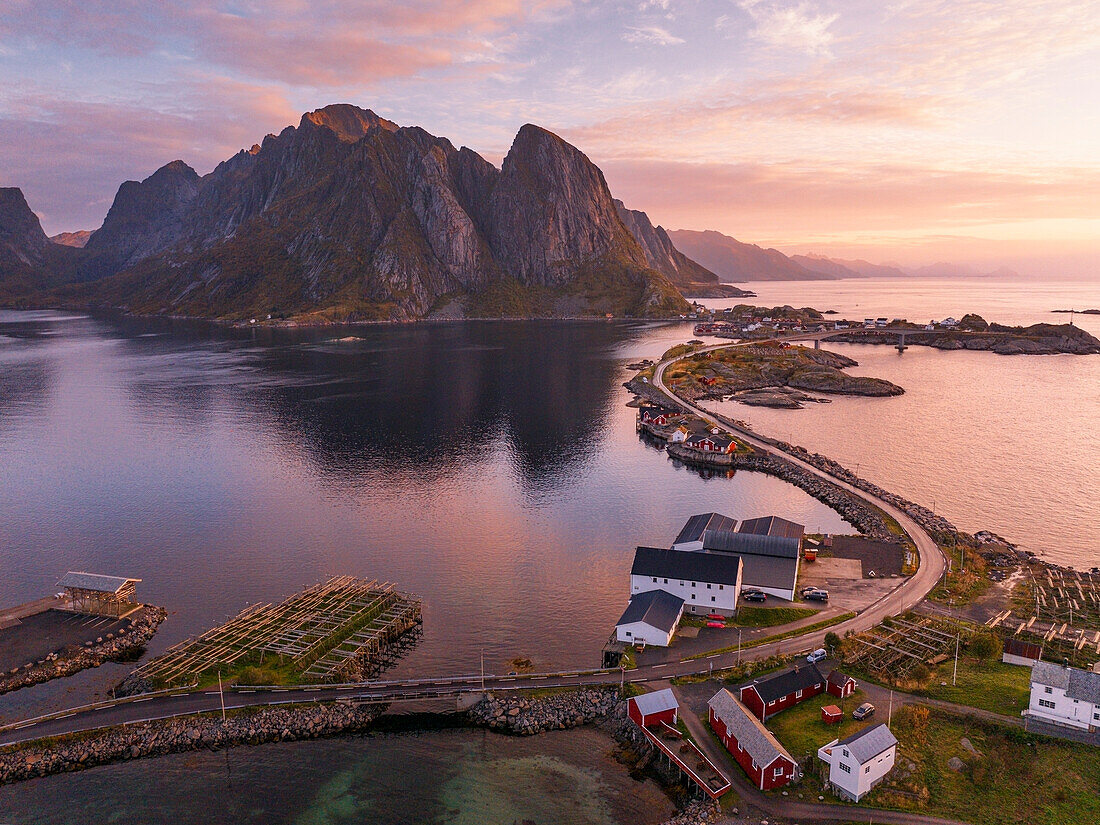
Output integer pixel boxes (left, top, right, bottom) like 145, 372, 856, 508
1, 105, 698, 321
668, 229, 1019, 283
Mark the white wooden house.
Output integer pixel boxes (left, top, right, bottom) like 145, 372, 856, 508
817, 723, 898, 801
630, 546, 743, 617
1028, 660, 1100, 731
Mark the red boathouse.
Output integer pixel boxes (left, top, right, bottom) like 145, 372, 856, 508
708, 688, 799, 790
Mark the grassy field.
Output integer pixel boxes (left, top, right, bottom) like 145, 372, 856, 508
910, 658, 1031, 717
733, 606, 818, 627
885, 707, 1100, 824
767, 687, 873, 759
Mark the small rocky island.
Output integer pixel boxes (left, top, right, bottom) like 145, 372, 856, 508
662, 342, 903, 409
827, 315, 1100, 355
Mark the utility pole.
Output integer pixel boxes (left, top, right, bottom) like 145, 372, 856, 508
737, 629, 742, 666
480, 649, 485, 694
953, 634, 960, 687
888, 689, 893, 726
218, 671, 226, 723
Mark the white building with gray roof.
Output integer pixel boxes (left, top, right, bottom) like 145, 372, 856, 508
817, 723, 898, 801
1029, 660, 1100, 731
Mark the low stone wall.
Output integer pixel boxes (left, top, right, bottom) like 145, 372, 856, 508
466, 687, 621, 735
0, 606, 167, 696
0, 700, 385, 785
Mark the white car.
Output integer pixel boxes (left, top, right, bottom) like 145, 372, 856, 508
807, 648, 827, 663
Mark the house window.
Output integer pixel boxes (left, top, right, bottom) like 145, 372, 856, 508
773, 767, 784, 777
707, 583, 712, 589
711, 596, 716, 602
1038, 699, 1056, 709
663, 579, 668, 584
692, 582, 696, 587
652, 577, 657, 583
865, 765, 871, 773
768, 700, 775, 706
679, 581, 684, 586
625, 631, 632, 637
751, 760, 758, 770
839, 763, 851, 774
795, 690, 802, 698
842, 749, 849, 758
719, 585, 724, 590
1044, 686, 1053, 694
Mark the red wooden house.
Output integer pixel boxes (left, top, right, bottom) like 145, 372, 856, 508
739, 664, 826, 720
638, 406, 680, 427
826, 669, 857, 698
684, 433, 736, 454
627, 688, 679, 728
708, 688, 799, 790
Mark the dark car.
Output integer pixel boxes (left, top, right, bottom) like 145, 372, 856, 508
805, 589, 829, 602
853, 702, 875, 720
742, 589, 767, 602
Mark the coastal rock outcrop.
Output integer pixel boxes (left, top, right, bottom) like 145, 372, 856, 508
467, 687, 621, 735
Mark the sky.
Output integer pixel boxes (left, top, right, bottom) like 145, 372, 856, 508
2, 0, 1098, 275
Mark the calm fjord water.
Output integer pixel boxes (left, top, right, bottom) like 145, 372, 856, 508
0, 310, 851, 718
1, 277, 1098, 822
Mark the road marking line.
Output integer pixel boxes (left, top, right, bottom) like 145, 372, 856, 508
56, 713, 74, 719
133, 697, 153, 702
531, 676, 546, 680
203, 692, 219, 695
562, 674, 578, 678
652, 664, 667, 668
706, 654, 720, 659
238, 690, 255, 693
337, 686, 353, 690
170, 693, 189, 697
273, 689, 289, 692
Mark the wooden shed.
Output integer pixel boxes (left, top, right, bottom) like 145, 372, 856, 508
821, 704, 843, 724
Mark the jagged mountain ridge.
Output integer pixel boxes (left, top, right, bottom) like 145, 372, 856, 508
667, 228, 835, 282
613, 201, 753, 298
37, 104, 689, 320
0, 187, 81, 299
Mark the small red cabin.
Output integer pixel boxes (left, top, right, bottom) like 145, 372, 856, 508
821, 704, 843, 724
627, 688, 679, 728
825, 669, 857, 699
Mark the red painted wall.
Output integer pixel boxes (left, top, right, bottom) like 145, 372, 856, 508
826, 679, 855, 698
739, 681, 825, 720
708, 708, 796, 790
628, 700, 677, 728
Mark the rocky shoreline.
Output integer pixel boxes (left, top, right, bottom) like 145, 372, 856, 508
0, 700, 387, 785
0, 606, 167, 696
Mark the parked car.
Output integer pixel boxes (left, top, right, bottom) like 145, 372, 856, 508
853, 702, 876, 720
805, 589, 829, 602
807, 648, 827, 663
799, 585, 819, 598
742, 589, 767, 602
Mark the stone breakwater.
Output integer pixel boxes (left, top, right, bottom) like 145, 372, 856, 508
0, 606, 167, 696
667, 442, 897, 542
466, 687, 621, 735
0, 700, 385, 785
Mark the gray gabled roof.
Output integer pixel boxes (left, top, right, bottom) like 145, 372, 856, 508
674, 513, 738, 546
738, 515, 805, 540
837, 723, 898, 764
1032, 661, 1100, 705
631, 688, 679, 717
703, 529, 800, 559
616, 590, 685, 634
57, 572, 141, 594
632, 546, 743, 587
708, 688, 793, 768
743, 664, 826, 704
738, 553, 799, 592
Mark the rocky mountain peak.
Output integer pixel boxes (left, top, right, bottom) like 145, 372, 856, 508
300, 104, 399, 142
0, 187, 50, 265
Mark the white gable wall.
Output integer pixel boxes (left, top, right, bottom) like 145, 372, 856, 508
818, 740, 896, 802
1029, 680, 1100, 730
616, 618, 677, 647
631, 570, 741, 616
